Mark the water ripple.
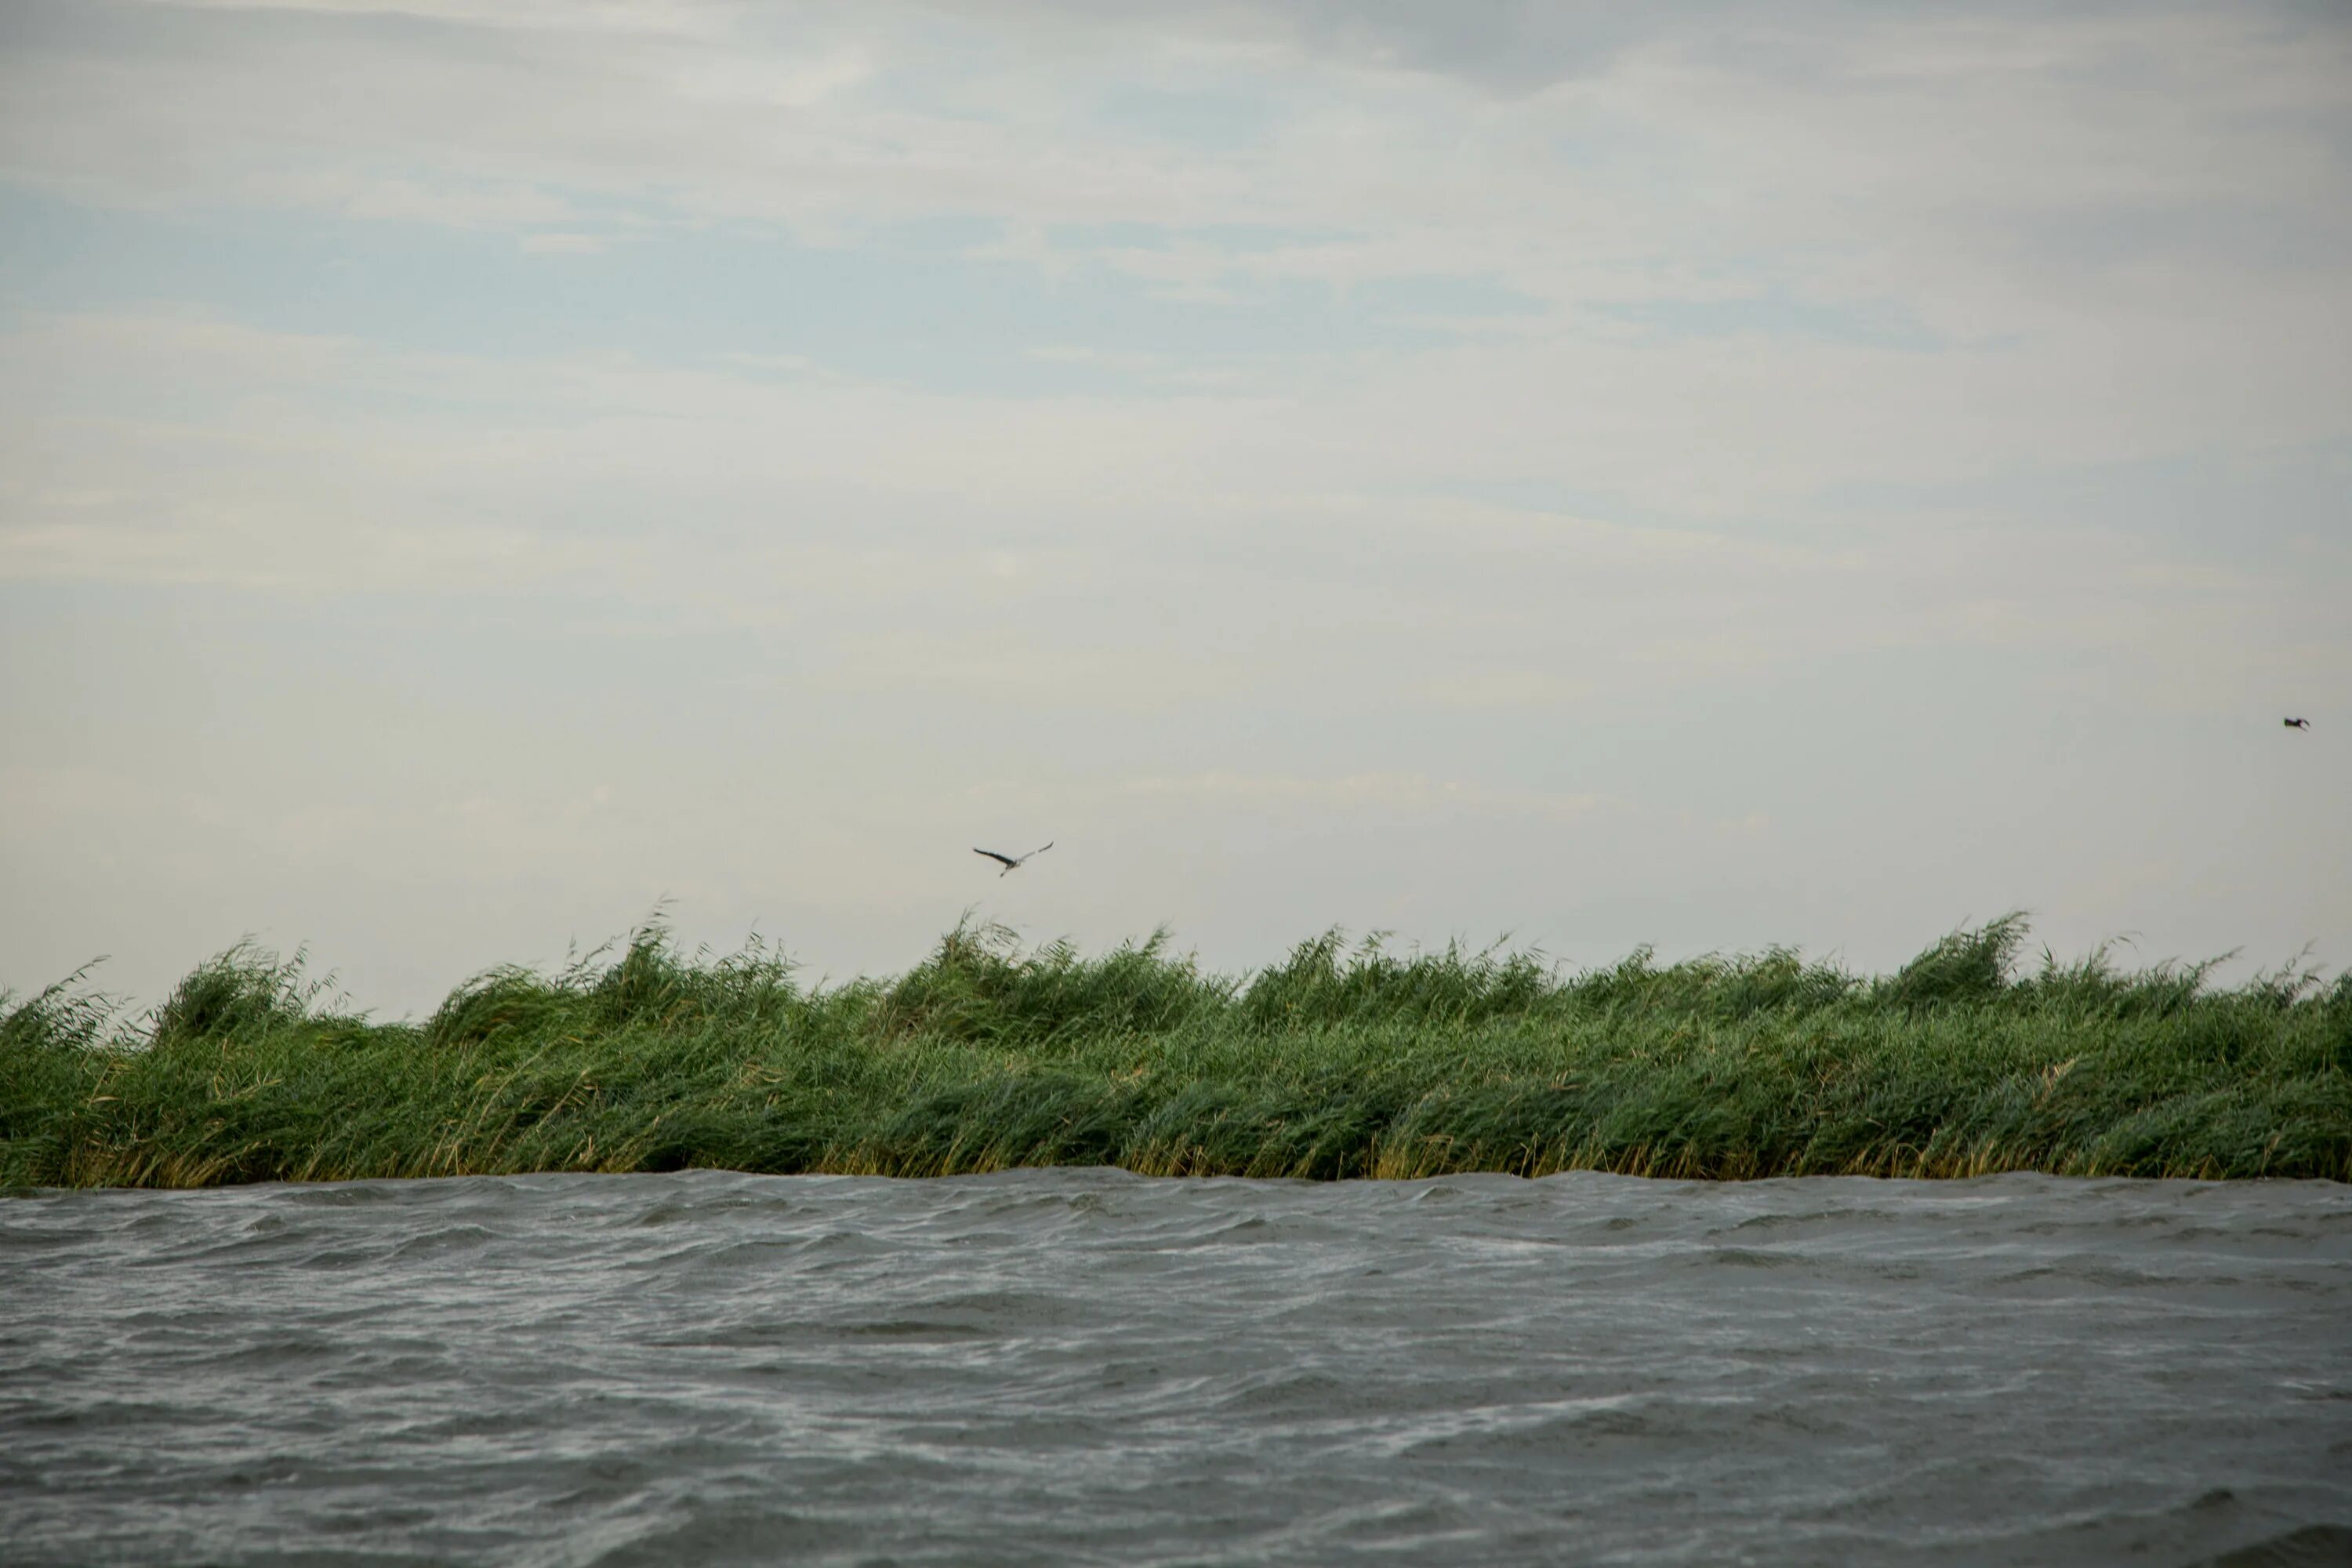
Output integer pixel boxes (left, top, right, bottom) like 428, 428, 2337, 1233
2, 1170, 2348, 1565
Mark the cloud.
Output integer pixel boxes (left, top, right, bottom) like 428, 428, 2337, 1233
1120, 770, 1604, 821
8, 0, 2344, 477
7, 1, 2345, 277
2, 306, 2341, 725
338, 176, 583, 228
2, 0, 2349, 1007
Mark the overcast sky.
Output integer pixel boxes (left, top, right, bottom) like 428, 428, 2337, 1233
2, 0, 2347, 1014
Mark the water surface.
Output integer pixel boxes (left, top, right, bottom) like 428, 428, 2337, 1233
3, 1170, 2348, 1565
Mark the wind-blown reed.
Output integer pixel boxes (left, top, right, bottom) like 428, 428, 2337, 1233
5, 917, 2347, 1187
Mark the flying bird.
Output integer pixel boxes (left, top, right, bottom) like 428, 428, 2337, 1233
2285, 717, 2312, 730
975, 842, 1054, 876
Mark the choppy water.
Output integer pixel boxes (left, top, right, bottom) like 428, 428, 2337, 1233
3, 1171, 2350, 1566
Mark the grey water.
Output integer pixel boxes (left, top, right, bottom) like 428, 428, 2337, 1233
2, 1171, 2350, 1567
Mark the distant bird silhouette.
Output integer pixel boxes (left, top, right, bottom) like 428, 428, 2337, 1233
2285, 717, 2312, 730
975, 842, 1054, 876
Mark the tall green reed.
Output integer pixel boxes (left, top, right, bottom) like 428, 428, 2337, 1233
5, 916, 2346, 1188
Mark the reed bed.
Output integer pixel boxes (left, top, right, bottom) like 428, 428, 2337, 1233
4, 916, 2347, 1188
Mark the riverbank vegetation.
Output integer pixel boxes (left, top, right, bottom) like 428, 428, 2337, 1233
4, 917, 2347, 1187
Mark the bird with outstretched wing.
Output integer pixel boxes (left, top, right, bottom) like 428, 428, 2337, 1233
2285, 717, 2312, 730
975, 842, 1054, 876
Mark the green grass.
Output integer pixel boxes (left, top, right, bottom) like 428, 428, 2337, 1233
4, 916, 2347, 1188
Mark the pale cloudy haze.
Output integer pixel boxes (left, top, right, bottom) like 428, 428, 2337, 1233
2, 0, 2347, 1014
